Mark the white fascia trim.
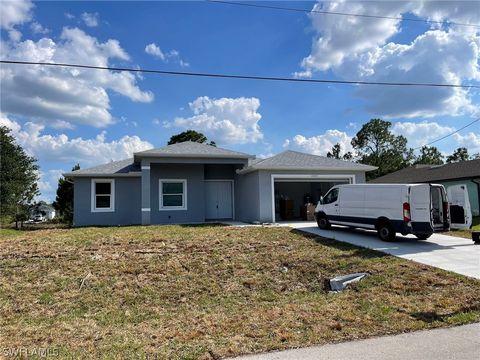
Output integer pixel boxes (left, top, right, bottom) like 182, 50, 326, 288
141, 165, 150, 170
91, 179, 115, 213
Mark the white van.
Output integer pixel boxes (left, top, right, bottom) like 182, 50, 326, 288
315, 184, 451, 241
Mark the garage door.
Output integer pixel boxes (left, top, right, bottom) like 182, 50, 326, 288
273, 177, 352, 222
205, 181, 233, 220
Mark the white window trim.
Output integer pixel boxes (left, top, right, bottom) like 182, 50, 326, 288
91, 179, 115, 213
159, 179, 187, 211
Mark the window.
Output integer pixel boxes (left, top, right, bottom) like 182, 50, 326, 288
322, 188, 339, 204
91, 179, 115, 212
159, 179, 187, 210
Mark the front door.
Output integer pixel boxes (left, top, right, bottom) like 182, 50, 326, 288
205, 181, 233, 220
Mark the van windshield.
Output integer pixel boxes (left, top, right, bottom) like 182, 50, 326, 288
323, 188, 339, 204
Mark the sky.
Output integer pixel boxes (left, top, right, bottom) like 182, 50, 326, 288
1, 0, 479, 202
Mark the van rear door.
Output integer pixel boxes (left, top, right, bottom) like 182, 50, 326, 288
409, 184, 434, 233
447, 184, 472, 230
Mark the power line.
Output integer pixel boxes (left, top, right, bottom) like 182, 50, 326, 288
414, 117, 480, 150
1, 60, 479, 89
208, 1, 480, 28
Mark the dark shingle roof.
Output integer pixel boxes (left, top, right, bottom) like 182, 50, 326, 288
369, 159, 480, 183
238, 150, 376, 174
134, 141, 254, 159
64, 158, 140, 177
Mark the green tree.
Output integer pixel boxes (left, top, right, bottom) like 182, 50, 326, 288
0, 126, 39, 228
53, 164, 80, 224
351, 119, 414, 180
327, 143, 353, 161
414, 146, 444, 165
446, 147, 469, 163
168, 130, 216, 146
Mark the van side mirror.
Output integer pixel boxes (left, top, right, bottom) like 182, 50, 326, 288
319, 196, 324, 205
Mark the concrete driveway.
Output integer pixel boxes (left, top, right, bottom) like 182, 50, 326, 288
233, 322, 480, 360
287, 222, 480, 279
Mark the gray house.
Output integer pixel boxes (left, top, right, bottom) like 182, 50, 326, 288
65, 142, 375, 226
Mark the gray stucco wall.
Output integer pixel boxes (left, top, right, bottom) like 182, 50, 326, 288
73, 163, 369, 226
204, 164, 237, 180
73, 177, 141, 226
150, 164, 205, 224
235, 171, 260, 223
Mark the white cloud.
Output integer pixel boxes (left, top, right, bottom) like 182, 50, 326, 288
283, 130, 354, 156
0, 0, 33, 30
453, 132, 480, 153
64, 12, 75, 20
145, 42, 189, 67
8, 29, 22, 42
168, 96, 263, 144
37, 169, 64, 202
1, 27, 153, 128
297, 1, 407, 75
1, 115, 153, 167
145, 43, 165, 60
298, 1, 480, 118
391, 121, 455, 148
30, 21, 49, 34
81, 12, 99, 27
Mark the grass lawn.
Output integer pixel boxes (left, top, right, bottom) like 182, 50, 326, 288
446, 216, 480, 239
1, 225, 480, 359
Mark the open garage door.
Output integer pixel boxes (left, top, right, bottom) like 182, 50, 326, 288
273, 176, 352, 222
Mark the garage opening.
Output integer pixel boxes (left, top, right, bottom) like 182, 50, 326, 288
273, 178, 351, 222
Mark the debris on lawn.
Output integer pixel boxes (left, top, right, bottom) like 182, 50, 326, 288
79, 271, 92, 290
329, 272, 369, 292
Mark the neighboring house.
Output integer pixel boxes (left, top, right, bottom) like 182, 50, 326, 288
370, 159, 480, 216
64, 141, 375, 226
31, 202, 56, 220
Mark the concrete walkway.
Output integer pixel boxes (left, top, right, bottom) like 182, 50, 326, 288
233, 323, 480, 360
286, 222, 480, 279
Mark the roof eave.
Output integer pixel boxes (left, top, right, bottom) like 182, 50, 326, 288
134, 153, 254, 160
237, 165, 377, 175
63, 172, 141, 178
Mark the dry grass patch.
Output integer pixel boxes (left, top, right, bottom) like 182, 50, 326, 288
1, 225, 479, 359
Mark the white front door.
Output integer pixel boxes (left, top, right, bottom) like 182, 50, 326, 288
205, 181, 233, 220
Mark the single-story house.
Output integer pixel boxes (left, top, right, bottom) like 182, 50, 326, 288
370, 159, 480, 216
65, 141, 375, 226
31, 202, 56, 220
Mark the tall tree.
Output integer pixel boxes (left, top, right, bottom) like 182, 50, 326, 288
414, 146, 444, 165
327, 143, 353, 161
53, 164, 80, 224
0, 126, 39, 228
351, 119, 414, 179
446, 147, 469, 163
168, 130, 216, 146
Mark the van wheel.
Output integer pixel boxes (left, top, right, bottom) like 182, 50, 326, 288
317, 214, 331, 230
377, 222, 395, 242
415, 233, 432, 240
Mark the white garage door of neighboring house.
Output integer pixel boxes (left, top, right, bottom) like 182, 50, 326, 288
205, 181, 233, 220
